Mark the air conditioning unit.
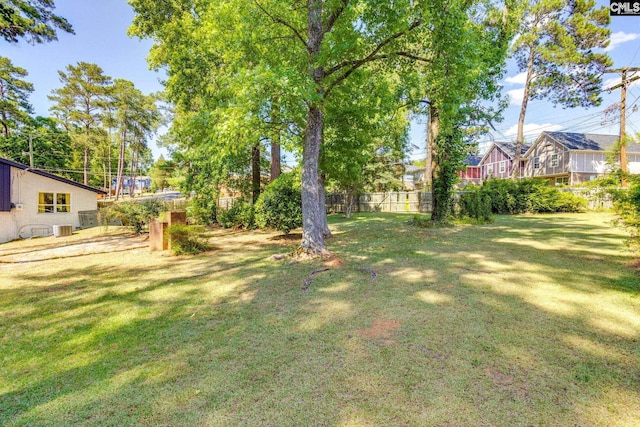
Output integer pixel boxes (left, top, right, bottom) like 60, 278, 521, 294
14, 203, 23, 211
53, 224, 73, 237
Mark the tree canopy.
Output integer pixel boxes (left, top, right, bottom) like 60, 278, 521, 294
130, 0, 515, 252
0, 55, 33, 137
0, 0, 73, 44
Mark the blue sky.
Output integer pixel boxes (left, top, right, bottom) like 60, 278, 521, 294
3, 0, 640, 162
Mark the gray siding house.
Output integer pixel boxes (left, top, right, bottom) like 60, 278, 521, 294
523, 131, 640, 185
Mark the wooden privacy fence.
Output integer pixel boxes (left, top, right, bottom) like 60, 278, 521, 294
326, 188, 609, 214
327, 192, 433, 214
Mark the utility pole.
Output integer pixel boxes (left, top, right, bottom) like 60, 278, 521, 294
20, 132, 37, 168
605, 67, 640, 187
27, 133, 34, 168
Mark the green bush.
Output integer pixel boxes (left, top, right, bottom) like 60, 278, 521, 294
254, 173, 302, 234
458, 187, 493, 223
107, 199, 164, 233
480, 178, 585, 214
187, 195, 218, 225
167, 224, 210, 255
529, 186, 586, 213
612, 184, 640, 230
218, 199, 255, 229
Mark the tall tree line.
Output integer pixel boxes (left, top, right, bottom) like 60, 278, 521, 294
0, 57, 160, 194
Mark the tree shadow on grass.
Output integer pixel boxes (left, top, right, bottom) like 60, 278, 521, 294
1, 212, 639, 425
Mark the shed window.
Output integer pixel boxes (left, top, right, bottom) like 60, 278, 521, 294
38, 192, 70, 213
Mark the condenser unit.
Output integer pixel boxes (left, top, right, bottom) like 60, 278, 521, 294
52, 224, 73, 237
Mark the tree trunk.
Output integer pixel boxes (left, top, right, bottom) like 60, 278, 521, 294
344, 187, 355, 219
1, 113, 8, 138
252, 143, 261, 203
300, 0, 328, 255
83, 144, 89, 186
102, 155, 107, 194
115, 133, 126, 201
130, 152, 137, 198
424, 110, 432, 190
108, 145, 113, 199
428, 104, 443, 221
512, 46, 534, 179
301, 104, 327, 254
270, 99, 282, 181
270, 142, 281, 181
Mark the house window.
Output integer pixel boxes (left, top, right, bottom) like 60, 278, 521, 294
38, 192, 71, 213
499, 161, 506, 173
534, 157, 540, 169
550, 153, 558, 167
555, 177, 568, 186
487, 164, 494, 175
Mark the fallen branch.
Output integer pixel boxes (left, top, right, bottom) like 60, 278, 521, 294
301, 268, 330, 291
355, 267, 378, 282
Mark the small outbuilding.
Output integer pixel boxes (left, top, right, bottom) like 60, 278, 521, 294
0, 157, 106, 243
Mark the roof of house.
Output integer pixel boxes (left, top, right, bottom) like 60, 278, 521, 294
0, 157, 107, 194
464, 155, 482, 167
480, 141, 530, 165
495, 141, 530, 158
541, 131, 640, 153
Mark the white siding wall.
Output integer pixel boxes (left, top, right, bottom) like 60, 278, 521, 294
0, 167, 99, 243
628, 153, 640, 174
569, 152, 609, 173
569, 152, 640, 174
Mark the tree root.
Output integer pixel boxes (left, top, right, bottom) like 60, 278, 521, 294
301, 268, 330, 291
355, 267, 378, 282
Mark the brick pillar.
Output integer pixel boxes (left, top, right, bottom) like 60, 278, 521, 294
149, 220, 168, 251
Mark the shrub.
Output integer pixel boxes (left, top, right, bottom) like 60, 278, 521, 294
218, 198, 255, 229
187, 194, 218, 225
167, 224, 210, 255
529, 185, 586, 213
255, 173, 302, 234
107, 199, 164, 233
458, 187, 492, 223
480, 178, 585, 214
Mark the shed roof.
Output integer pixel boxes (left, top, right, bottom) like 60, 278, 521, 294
0, 157, 107, 194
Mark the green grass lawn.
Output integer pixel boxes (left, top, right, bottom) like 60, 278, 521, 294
1, 213, 639, 426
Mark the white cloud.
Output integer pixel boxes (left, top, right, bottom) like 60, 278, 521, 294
506, 88, 525, 106
503, 123, 563, 139
605, 31, 640, 52
505, 72, 527, 85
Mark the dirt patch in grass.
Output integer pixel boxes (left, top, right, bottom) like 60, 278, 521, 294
357, 318, 402, 343
323, 256, 345, 268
